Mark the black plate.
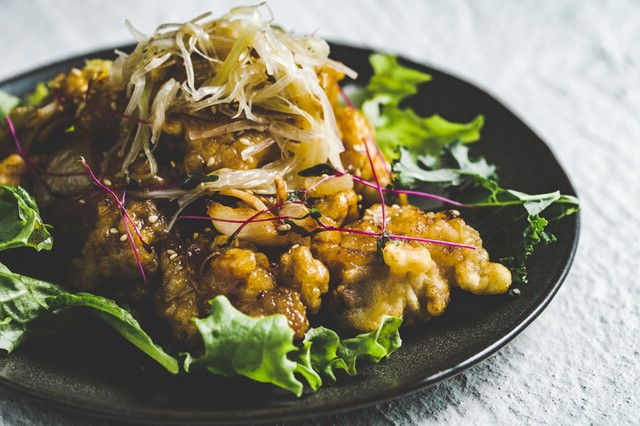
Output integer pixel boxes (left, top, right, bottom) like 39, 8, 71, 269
0, 43, 580, 424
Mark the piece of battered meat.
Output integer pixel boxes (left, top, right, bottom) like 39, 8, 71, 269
381, 204, 512, 295
312, 203, 511, 333
310, 189, 360, 226
276, 245, 330, 315
155, 234, 330, 342
72, 197, 167, 300
0, 154, 26, 186
183, 125, 278, 175
155, 235, 201, 345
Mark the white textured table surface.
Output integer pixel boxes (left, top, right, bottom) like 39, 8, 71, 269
1, 1, 638, 424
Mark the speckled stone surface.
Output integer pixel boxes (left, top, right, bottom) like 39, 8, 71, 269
0, 1, 638, 425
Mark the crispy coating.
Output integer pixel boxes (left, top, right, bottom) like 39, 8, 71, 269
155, 239, 201, 345
183, 125, 278, 174
196, 239, 310, 339
234, 287, 309, 339
336, 106, 391, 191
381, 205, 512, 295
72, 197, 166, 300
312, 204, 511, 333
0, 154, 26, 186
310, 189, 360, 226
277, 245, 330, 315
154, 234, 331, 341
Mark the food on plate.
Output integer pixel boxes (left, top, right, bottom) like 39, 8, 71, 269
0, 5, 578, 395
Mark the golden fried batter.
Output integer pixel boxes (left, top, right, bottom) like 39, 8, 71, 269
312, 204, 511, 333
0, 154, 26, 186
72, 197, 166, 300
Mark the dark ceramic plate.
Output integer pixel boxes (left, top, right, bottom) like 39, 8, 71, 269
0, 43, 579, 424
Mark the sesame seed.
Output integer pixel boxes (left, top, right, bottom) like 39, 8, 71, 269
148, 215, 159, 224
276, 224, 291, 232
206, 157, 215, 167
78, 199, 86, 204
204, 227, 212, 233
119, 234, 128, 242
170, 160, 176, 168
291, 244, 300, 249
103, 179, 112, 186
238, 137, 251, 146
110, 101, 117, 110
166, 249, 177, 256
192, 232, 199, 239
169, 253, 178, 261
109, 227, 119, 235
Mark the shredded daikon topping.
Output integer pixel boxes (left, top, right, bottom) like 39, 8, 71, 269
110, 3, 355, 189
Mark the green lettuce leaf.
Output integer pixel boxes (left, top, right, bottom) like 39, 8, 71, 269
0, 185, 177, 371
0, 266, 64, 353
0, 266, 179, 372
184, 296, 303, 395
360, 53, 484, 159
365, 53, 432, 106
47, 292, 179, 373
23, 82, 49, 106
301, 316, 402, 382
0, 185, 53, 252
0, 90, 20, 121
184, 296, 402, 396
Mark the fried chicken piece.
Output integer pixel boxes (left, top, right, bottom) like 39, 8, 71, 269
196, 239, 310, 339
0, 154, 26, 186
381, 205, 512, 295
313, 219, 449, 334
72, 197, 167, 300
336, 106, 391, 186
183, 125, 278, 174
310, 189, 360, 226
277, 245, 330, 315
155, 239, 201, 345
318, 63, 391, 194
312, 204, 511, 333
155, 232, 331, 343
234, 287, 309, 339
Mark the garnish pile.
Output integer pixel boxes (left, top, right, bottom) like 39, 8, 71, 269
0, 5, 578, 396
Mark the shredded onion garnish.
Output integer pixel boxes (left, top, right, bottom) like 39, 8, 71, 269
111, 4, 355, 186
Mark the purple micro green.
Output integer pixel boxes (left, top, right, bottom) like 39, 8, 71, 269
80, 157, 151, 252
351, 175, 468, 208
120, 188, 148, 285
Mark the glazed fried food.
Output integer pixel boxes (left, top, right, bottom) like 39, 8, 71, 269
155, 232, 329, 344
313, 204, 511, 333
0, 7, 512, 349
